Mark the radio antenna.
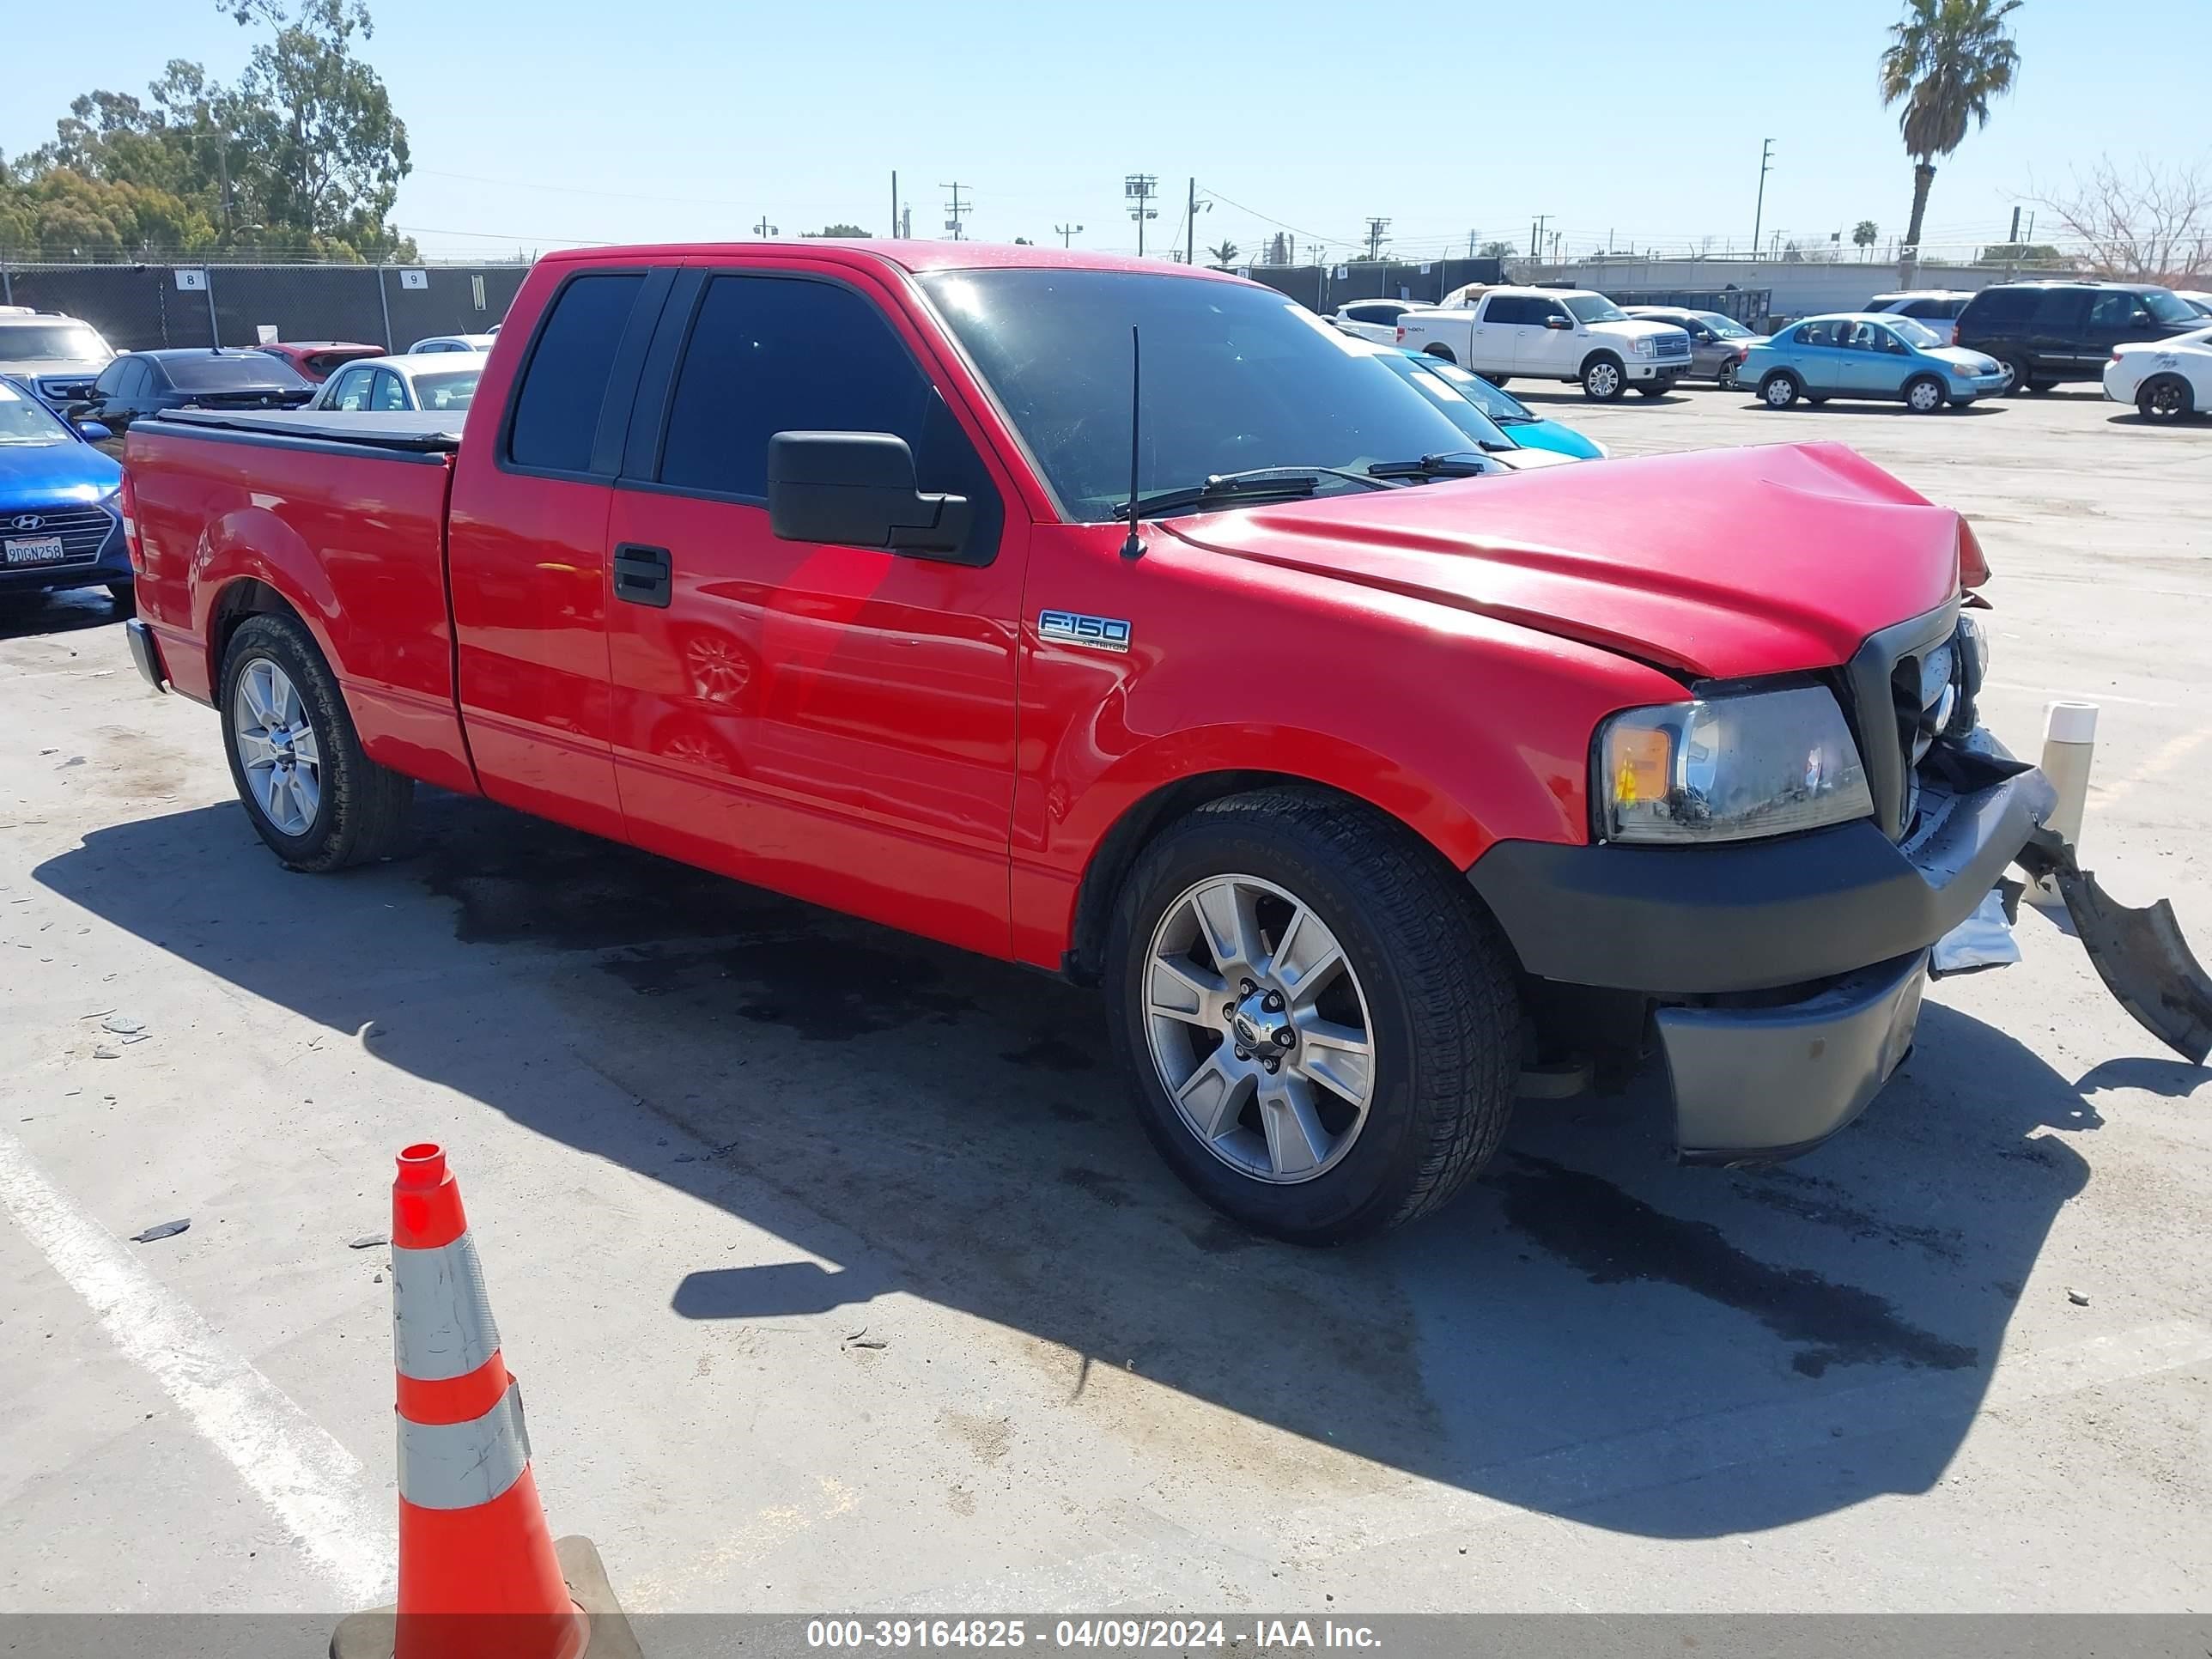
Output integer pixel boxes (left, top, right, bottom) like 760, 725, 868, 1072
1120, 325, 1144, 560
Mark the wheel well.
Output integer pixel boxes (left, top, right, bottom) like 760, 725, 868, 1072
1422, 343, 1456, 363
208, 578, 299, 680
1761, 367, 1800, 387
1065, 771, 1403, 985
2142, 371, 2192, 398
1580, 349, 1623, 373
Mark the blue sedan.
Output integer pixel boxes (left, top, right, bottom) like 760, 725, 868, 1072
1382, 349, 1607, 460
1741, 313, 2010, 412
0, 375, 131, 605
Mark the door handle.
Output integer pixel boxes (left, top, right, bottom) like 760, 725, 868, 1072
612, 543, 671, 609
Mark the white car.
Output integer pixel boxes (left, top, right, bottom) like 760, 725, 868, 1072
311, 353, 487, 415
0, 309, 118, 409
407, 333, 498, 355
1395, 286, 1691, 400
1327, 301, 1416, 343
2172, 289, 2212, 319
1866, 290, 1976, 346
2103, 325, 2212, 422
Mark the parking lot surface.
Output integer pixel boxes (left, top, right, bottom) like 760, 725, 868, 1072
2, 385, 2207, 1616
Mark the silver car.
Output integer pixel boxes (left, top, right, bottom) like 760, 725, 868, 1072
310, 353, 487, 415
0, 310, 118, 410
1622, 307, 1766, 388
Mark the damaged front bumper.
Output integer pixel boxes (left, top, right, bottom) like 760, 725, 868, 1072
1470, 745, 2212, 1164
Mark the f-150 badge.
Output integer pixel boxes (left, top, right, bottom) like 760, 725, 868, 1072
1038, 611, 1131, 653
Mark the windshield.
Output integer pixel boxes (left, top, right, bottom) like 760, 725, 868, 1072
2142, 289, 2202, 325
0, 380, 74, 445
1694, 311, 1753, 337
1432, 363, 1535, 423
410, 368, 482, 410
1562, 294, 1628, 324
165, 352, 312, 392
1887, 317, 1944, 349
1382, 356, 1514, 448
0, 323, 112, 364
920, 270, 1480, 520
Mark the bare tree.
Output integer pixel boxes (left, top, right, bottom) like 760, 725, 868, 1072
2026, 156, 2212, 284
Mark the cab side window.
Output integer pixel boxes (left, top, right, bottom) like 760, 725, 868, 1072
371, 370, 410, 411
328, 367, 374, 411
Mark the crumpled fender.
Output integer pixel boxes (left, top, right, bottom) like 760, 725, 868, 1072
2015, 825, 2212, 1065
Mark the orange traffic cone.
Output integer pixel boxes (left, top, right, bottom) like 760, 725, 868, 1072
331, 1143, 639, 1659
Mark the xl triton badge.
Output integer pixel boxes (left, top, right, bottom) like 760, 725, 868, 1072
1039, 611, 1131, 653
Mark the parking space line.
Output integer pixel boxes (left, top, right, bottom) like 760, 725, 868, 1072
2097, 726, 2212, 815
0, 1129, 394, 1605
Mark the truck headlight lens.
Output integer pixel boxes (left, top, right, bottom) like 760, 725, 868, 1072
1595, 685, 1873, 844
1630, 337, 1656, 357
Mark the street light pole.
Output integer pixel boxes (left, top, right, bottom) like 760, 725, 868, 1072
1752, 138, 1773, 258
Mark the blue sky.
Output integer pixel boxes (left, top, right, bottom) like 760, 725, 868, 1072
9, 0, 2209, 264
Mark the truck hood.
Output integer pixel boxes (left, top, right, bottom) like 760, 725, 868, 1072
1161, 441, 1963, 680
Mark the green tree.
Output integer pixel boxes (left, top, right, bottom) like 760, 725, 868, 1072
802, 223, 872, 238
1853, 218, 1880, 257
1979, 240, 2060, 264
1478, 239, 1516, 259
1206, 239, 1239, 265
1880, 0, 2022, 262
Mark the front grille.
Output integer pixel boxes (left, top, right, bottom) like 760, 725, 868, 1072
1842, 599, 1960, 840
1654, 333, 1691, 358
1, 504, 117, 564
34, 375, 99, 406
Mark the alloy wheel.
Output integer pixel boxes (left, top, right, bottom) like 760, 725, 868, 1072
231, 657, 322, 836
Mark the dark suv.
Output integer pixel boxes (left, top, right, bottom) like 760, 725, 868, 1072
1955, 281, 2203, 393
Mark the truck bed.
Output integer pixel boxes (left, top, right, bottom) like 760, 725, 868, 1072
150, 406, 464, 454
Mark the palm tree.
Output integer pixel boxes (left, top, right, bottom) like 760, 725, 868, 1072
1880, 0, 2022, 265
1206, 239, 1239, 266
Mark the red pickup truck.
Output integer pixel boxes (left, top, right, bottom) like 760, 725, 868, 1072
117, 242, 2209, 1243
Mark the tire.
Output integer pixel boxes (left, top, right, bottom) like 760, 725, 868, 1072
1581, 354, 1626, 401
105, 582, 136, 612
1632, 381, 1667, 398
1759, 372, 1801, 409
1422, 343, 1457, 364
2137, 375, 2194, 422
1904, 374, 1947, 414
218, 612, 413, 872
1485, 374, 1508, 387
1804, 392, 1831, 405
1715, 362, 1737, 390
1104, 787, 1523, 1245
1998, 355, 2033, 397
2026, 379, 2056, 394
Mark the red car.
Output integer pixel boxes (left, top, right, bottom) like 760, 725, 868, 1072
252, 340, 384, 382
115, 243, 2209, 1243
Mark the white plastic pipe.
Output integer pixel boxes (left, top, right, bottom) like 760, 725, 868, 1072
2031, 700, 2099, 905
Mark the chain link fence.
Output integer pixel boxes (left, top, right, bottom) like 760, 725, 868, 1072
0, 258, 532, 353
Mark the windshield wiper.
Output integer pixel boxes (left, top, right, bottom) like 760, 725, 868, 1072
1112, 465, 1388, 522
1366, 450, 1499, 480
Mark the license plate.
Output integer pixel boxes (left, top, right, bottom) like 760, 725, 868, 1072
3, 535, 67, 566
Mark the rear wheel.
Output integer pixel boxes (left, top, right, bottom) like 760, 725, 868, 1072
1581, 355, 1626, 401
1760, 372, 1801, 409
1105, 788, 1522, 1244
1716, 361, 1738, 390
1422, 344, 1457, 365
105, 582, 136, 611
219, 613, 413, 872
1485, 374, 1508, 387
1904, 374, 1947, 413
2138, 375, 2195, 422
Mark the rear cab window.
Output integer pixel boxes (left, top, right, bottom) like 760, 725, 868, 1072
507, 271, 649, 473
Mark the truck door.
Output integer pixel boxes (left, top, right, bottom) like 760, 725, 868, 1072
447, 264, 671, 841
1516, 296, 1577, 374
1473, 295, 1535, 374
599, 264, 1023, 959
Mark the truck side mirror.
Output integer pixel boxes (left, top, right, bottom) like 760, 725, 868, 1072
767, 431, 975, 562
1542, 315, 1572, 330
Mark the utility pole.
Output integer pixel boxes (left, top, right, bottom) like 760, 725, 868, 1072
2008, 204, 2021, 246
1054, 222, 1083, 247
941, 183, 970, 240
753, 214, 777, 238
1751, 138, 1773, 258
1124, 175, 1158, 257
902, 206, 913, 240
1529, 214, 1550, 262
1185, 179, 1209, 267
891, 171, 899, 240
1467, 229, 1477, 258
1364, 217, 1390, 261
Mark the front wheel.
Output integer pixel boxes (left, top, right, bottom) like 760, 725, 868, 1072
1904, 374, 1947, 413
1581, 355, 1626, 401
105, 582, 136, 612
219, 613, 414, 872
1632, 380, 1668, 398
2138, 375, 2195, 422
1105, 789, 1522, 1244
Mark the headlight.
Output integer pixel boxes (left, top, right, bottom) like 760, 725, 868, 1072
1595, 684, 1873, 844
1630, 337, 1656, 357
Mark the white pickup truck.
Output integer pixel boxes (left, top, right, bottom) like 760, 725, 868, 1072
1395, 286, 1692, 400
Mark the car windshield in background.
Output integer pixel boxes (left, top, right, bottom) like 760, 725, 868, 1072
0, 380, 73, 444
2142, 290, 2201, 325
411, 368, 482, 410
1435, 364, 1534, 423
1563, 295, 1628, 324
166, 352, 313, 391
1386, 356, 1514, 447
1887, 318, 1945, 349
0, 324, 112, 362
921, 270, 1480, 520
1695, 312, 1753, 337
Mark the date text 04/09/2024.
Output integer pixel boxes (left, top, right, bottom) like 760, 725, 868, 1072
805, 1618, 1384, 1650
